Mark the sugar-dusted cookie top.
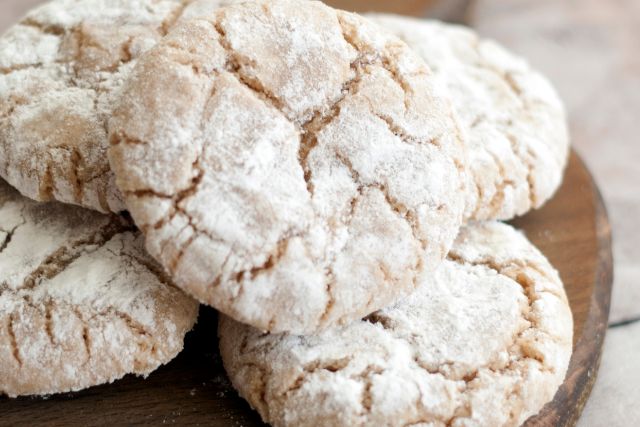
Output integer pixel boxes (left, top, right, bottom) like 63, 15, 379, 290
0, 178, 199, 397
0, 0, 241, 213
109, 0, 467, 334
369, 15, 570, 221
219, 222, 573, 427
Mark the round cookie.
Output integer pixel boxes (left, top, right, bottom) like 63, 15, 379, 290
0, 178, 199, 397
0, 0, 239, 213
219, 222, 573, 427
367, 15, 570, 221
108, 0, 467, 334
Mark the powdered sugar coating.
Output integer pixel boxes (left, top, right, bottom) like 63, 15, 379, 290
368, 15, 570, 221
0, 0, 240, 213
219, 222, 573, 427
109, 0, 467, 334
0, 178, 199, 397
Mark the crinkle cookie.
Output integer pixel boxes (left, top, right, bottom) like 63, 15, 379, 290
0, 178, 199, 397
219, 222, 573, 427
0, 0, 239, 213
368, 15, 570, 221
108, 0, 467, 334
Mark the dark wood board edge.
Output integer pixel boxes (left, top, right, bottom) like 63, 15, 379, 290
522, 152, 613, 427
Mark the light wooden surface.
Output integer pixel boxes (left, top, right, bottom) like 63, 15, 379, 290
0, 151, 612, 426
578, 320, 640, 427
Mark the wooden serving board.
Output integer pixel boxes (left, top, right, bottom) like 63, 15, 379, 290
515, 151, 613, 426
0, 151, 613, 426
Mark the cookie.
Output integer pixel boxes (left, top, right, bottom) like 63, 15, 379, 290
0, 178, 199, 397
108, 0, 467, 334
368, 15, 570, 221
0, 0, 238, 213
219, 222, 573, 427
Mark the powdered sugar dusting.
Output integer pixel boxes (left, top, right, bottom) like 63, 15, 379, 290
109, 0, 467, 334
368, 15, 570, 221
219, 222, 573, 427
0, 0, 239, 213
0, 179, 199, 397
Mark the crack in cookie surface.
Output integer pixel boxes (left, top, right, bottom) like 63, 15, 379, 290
0, 180, 198, 397
20, 18, 66, 36
0, 0, 218, 213
19, 220, 133, 292
110, 0, 466, 334
367, 15, 569, 221
211, 20, 289, 116
6, 314, 22, 366
219, 222, 573, 427
298, 53, 369, 196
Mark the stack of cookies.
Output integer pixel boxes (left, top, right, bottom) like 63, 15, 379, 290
0, 0, 573, 425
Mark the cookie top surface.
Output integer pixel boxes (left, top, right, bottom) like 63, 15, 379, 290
219, 222, 573, 427
368, 15, 570, 221
108, 0, 467, 334
0, 0, 234, 213
0, 178, 199, 397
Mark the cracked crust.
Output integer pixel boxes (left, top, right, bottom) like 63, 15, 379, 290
0, 178, 199, 397
219, 222, 573, 427
367, 15, 570, 221
108, 0, 467, 334
0, 0, 241, 213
